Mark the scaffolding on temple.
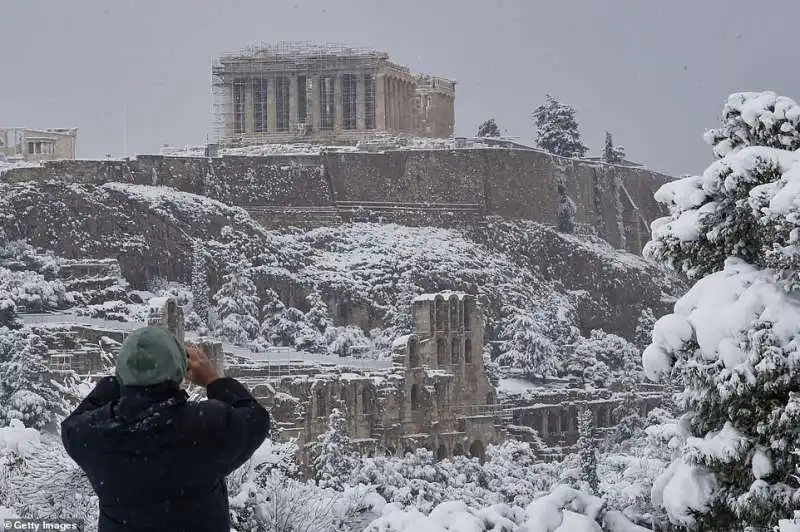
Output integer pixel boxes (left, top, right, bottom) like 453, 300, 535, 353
211, 41, 390, 146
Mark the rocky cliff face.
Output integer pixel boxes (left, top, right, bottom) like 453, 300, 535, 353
0, 180, 683, 344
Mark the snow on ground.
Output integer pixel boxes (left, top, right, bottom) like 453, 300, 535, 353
0, 159, 41, 176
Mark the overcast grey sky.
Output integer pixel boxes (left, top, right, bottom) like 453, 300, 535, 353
1, 0, 798, 175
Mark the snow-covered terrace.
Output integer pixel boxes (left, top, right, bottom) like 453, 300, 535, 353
21, 312, 391, 371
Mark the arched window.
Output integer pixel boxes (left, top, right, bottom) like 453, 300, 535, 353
451, 337, 461, 363
469, 440, 486, 463
449, 297, 459, 331
435, 297, 447, 332
436, 445, 448, 461
408, 337, 420, 368
548, 410, 558, 434
361, 387, 370, 414
411, 384, 421, 411
437, 337, 447, 366
464, 338, 472, 363
316, 391, 327, 417
463, 297, 473, 330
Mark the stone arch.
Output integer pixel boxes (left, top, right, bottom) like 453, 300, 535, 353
436, 444, 448, 461
547, 409, 559, 434
316, 389, 327, 418
463, 296, 473, 330
361, 386, 370, 414
408, 337, 420, 368
464, 338, 472, 363
437, 337, 447, 366
469, 440, 486, 462
434, 296, 447, 332
449, 295, 459, 331
596, 405, 607, 427
453, 443, 465, 456
410, 384, 421, 411
451, 337, 461, 363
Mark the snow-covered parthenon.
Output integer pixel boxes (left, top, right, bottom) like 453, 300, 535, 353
212, 41, 456, 145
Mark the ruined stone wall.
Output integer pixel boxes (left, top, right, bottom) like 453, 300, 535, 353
3, 149, 672, 253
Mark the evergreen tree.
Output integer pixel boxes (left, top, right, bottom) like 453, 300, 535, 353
313, 408, 357, 490
611, 358, 646, 443
633, 307, 656, 351
643, 91, 800, 530
476, 118, 501, 137
305, 291, 332, 333
191, 240, 210, 324
496, 311, 558, 381
532, 94, 588, 158
212, 259, 260, 346
577, 406, 599, 494
603, 131, 626, 163
0, 329, 61, 429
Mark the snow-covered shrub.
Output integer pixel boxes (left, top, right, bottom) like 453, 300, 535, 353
566, 329, 641, 387
642, 91, 800, 530
0, 267, 71, 312
325, 325, 372, 357
74, 300, 130, 321
0, 421, 98, 530
0, 240, 60, 278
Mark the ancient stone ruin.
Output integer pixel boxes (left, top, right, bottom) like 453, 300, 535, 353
243, 291, 503, 466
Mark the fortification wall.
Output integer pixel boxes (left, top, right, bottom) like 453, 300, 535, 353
3, 149, 672, 253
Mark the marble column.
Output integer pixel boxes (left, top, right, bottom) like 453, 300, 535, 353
267, 77, 277, 133
289, 76, 299, 133
311, 75, 322, 133
391, 78, 399, 132
356, 72, 366, 130
375, 72, 386, 130
334, 73, 344, 131
244, 79, 255, 135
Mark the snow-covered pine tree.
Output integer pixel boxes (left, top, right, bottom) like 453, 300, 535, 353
0, 329, 62, 429
532, 94, 588, 158
496, 311, 558, 382
603, 131, 626, 163
191, 240, 210, 324
258, 289, 318, 351
305, 291, 332, 333
643, 91, 800, 530
476, 118, 501, 138
313, 407, 357, 491
212, 259, 260, 346
611, 359, 646, 444
577, 406, 599, 494
633, 307, 656, 351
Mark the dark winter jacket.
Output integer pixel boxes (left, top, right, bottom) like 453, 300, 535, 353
61, 375, 270, 532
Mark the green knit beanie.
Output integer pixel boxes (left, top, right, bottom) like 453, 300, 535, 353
115, 327, 187, 387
